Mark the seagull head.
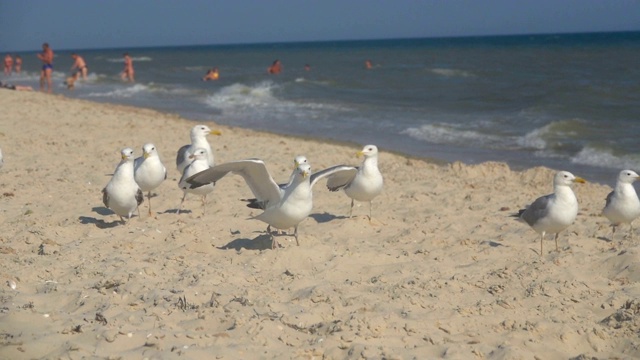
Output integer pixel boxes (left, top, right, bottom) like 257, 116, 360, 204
297, 163, 311, 179
617, 169, 640, 184
356, 144, 378, 158
293, 155, 308, 169
189, 148, 208, 161
142, 143, 157, 159
191, 125, 222, 139
554, 171, 586, 187
121, 147, 135, 161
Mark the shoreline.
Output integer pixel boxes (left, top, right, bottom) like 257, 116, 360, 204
1, 90, 639, 359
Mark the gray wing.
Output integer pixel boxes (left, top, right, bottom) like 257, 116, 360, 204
310, 165, 358, 188
102, 188, 109, 208
519, 194, 553, 227
313, 165, 358, 190
604, 190, 614, 208
186, 159, 282, 204
133, 156, 143, 170
175, 144, 191, 170
136, 188, 144, 206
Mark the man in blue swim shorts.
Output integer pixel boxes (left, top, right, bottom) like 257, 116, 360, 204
37, 43, 54, 93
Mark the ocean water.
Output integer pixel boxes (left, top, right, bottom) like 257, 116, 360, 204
5, 31, 640, 185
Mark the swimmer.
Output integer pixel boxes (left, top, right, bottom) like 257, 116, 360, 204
202, 67, 219, 81
70, 53, 88, 80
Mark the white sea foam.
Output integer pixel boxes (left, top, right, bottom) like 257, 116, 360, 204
203, 81, 346, 114
571, 147, 640, 169
516, 126, 549, 150
430, 68, 475, 78
86, 84, 149, 98
401, 124, 505, 148
106, 56, 153, 63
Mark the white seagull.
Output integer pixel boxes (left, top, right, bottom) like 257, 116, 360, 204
134, 143, 167, 216
185, 158, 346, 248
102, 148, 144, 223
175, 124, 222, 174
602, 169, 640, 240
177, 148, 215, 215
243, 155, 309, 210
513, 171, 585, 256
324, 144, 384, 220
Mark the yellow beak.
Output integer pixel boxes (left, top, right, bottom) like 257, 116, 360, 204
210, 130, 222, 136
356, 151, 364, 158
574, 177, 586, 184
143, 151, 150, 159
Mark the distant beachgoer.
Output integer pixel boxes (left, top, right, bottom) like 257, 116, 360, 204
37, 43, 54, 93
4, 54, 13, 75
0, 80, 33, 91
14, 56, 22, 74
64, 75, 76, 90
121, 53, 135, 82
304, 64, 311, 71
267, 59, 282, 74
70, 53, 88, 80
365, 60, 373, 70
202, 67, 219, 81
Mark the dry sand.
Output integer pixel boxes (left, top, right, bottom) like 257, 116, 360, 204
1, 90, 639, 359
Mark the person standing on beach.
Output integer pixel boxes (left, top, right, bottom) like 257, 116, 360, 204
267, 59, 281, 74
14, 55, 22, 74
70, 53, 88, 80
37, 43, 54, 93
4, 54, 13, 75
121, 53, 135, 82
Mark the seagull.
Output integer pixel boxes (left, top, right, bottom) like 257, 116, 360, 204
513, 171, 586, 256
602, 169, 640, 240
102, 148, 144, 223
185, 158, 346, 248
134, 143, 167, 216
177, 148, 215, 215
244, 155, 308, 210
176, 124, 222, 174
324, 145, 384, 220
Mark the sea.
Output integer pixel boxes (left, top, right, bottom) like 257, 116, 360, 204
5, 31, 640, 185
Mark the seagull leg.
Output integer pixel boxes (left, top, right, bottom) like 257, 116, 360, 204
267, 225, 279, 249
177, 193, 187, 215
349, 199, 355, 218
147, 191, 153, 216
629, 223, 634, 240
540, 232, 545, 256
554, 233, 560, 252
368, 201, 373, 222
201, 195, 207, 216
294, 226, 300, 246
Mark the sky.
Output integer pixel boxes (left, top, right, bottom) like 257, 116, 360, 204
1, 0, 639, 52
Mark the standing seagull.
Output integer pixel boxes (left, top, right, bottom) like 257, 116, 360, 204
324, 145, 384, 220
513, 171, 586, 256
134, 143, 167, 216
175, 124, 222, 174
177, 148, 215, 215
102, 148, 144, 224
185, 158, 346, 248
602, 169, 640, 240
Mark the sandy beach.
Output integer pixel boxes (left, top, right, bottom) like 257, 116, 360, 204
1, 90, 639, 359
